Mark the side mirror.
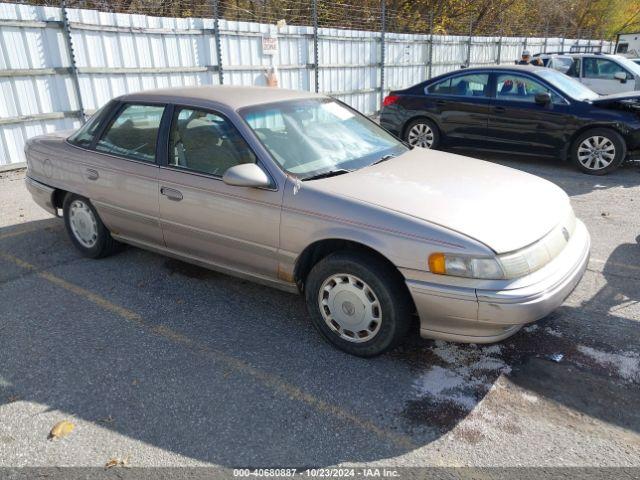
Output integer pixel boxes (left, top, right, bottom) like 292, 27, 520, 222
534, 92, 552, 105
222, 163, 271, 188
614, 71, 627, 83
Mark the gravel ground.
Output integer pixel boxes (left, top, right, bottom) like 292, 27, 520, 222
0, 154, 639, 474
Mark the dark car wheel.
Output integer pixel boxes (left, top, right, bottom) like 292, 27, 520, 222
304, 251, 412, 357
63, 193, 120, 258
404, 118, 440, 149
571, 128, 626, 175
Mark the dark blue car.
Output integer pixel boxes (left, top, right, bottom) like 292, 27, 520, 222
380, 65, 640, 175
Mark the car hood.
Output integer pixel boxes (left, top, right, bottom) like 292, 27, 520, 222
312, 148, 570, 254
591, 92, 640, 105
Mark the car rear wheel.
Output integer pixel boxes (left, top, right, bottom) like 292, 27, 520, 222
404, 118, 440, 149
63, 194, 120, 258
305, 251, 412, 357
571, 128, 626, 175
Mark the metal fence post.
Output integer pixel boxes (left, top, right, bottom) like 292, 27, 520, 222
313, 0, 319, 93
212, 0, 224, 85
496, 19, 503, 65
465, 16, 472, 67
427, 11, 434, 79
379, 0, 385, 108
60, 0, 85, 122
543, 20, 549, 53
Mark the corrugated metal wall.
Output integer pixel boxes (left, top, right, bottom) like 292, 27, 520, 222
0, 1, 613, 165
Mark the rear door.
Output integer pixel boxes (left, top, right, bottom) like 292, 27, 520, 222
422, 72, 491, 142
580, 57, 635, 94
77, 102, 166, 247
486, 72, 571, 154
157, 105, 281, 280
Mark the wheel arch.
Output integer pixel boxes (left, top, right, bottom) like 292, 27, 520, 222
401, 114, 442, 142
564, 123, 628, 161
293, 238, 414, 305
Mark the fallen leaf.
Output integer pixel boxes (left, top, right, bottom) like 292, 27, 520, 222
98, 415, 114, 425
48, 420, 75, 440
105, 456, 129, 469
131, 379, 138, 386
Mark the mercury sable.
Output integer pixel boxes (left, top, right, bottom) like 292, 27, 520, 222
24, 86, 590, 357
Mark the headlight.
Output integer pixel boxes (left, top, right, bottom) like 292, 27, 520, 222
428, 253, 505, 279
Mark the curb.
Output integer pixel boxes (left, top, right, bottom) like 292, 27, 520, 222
0, 162, 26, 173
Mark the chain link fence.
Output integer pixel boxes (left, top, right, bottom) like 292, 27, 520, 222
0, 0, 613, 165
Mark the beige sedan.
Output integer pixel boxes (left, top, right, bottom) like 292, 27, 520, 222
24, 86, 590, 356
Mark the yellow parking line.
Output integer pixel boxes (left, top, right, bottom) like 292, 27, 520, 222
0, 251, 418, 453
0, 224, 62, 241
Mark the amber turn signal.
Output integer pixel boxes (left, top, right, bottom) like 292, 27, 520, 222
428, 253, 447, 275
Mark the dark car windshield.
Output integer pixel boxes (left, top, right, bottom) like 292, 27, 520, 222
536, 69, 599, 101
241, 98, 407, 180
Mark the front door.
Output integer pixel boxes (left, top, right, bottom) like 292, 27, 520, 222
580, 57, 635, 95
83, 103, 165, 247
158, 106, 281, 280
486, 72, 571, 155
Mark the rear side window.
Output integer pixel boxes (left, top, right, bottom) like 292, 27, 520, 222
95, 104, 165, 163
67, 104, 110, 148
427, 74, 489, 97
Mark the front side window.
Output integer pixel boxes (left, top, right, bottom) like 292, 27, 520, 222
95, 104, 165, 162
168, 107, 256, 177
241, 99, 406, 179
67, 104, 111, 148
495, 74, 563, 104
427, 73, 489, 97
583, 58, 629, 80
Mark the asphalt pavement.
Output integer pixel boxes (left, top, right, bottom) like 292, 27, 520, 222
0, 153, 639, 473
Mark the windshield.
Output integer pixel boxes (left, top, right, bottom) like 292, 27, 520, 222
536, 68, 599, 101
241, 98, 407, 179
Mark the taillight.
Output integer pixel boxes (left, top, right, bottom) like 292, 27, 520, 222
382, 95, 399, 107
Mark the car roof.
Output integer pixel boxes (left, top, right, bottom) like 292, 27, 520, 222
117, 85, 324, 110
459, 64, 541, 73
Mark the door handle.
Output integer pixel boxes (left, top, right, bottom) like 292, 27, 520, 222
435, 99, 447, 106
160, 186, 183, 201
86, 168, 99, 181
494, 106, 506, 113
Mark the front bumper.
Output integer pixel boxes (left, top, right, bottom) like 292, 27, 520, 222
406, 219, 590, 343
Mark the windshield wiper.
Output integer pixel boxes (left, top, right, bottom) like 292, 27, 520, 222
302, 169, 352, 181
371, 154, 395, 165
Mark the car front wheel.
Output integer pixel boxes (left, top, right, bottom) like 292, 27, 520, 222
571, 128, 626, 175
305, 251, 412, 357
63, 194, 120, 258
404, 118, 440, 149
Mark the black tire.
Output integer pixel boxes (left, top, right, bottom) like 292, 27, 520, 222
571, 128, 626, 175
304, 251, 412, 357
404, 117, 440, 150
63, 193, 120, 259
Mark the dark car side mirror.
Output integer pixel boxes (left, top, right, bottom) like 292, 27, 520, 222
535, 92, 552, 105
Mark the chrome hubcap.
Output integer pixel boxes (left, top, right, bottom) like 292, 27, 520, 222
407, 123, 434, 148
318, 274, 382, 343
577, 136, 615, 170
69, 200, 98, 248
